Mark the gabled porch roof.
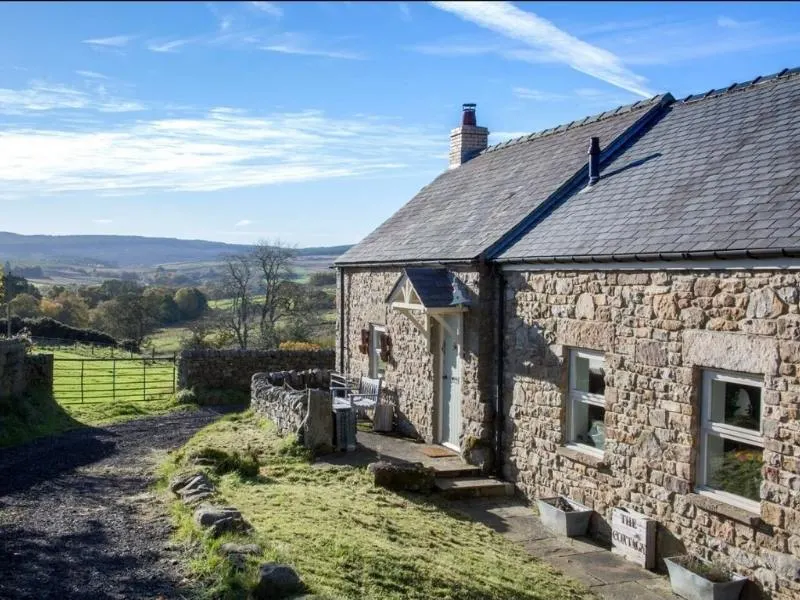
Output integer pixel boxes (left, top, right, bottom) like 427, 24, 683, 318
386, 268, 470, 344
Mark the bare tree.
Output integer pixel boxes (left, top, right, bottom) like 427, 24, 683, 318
251, 239, 296, 348
221, 253, 253, 349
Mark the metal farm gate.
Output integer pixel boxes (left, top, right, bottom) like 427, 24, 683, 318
53, 356, 177, 404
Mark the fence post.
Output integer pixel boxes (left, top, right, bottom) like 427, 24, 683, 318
112, 359, 116, 401
172, 352, 177, 394
143, 358, 146, 401
80, 360, 84, 404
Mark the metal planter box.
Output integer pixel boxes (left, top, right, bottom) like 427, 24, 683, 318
665, 556, 747, 600
536, 496, 593, 537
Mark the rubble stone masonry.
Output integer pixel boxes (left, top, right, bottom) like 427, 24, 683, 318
503, 268, 800, 598
338, 266, 496, 451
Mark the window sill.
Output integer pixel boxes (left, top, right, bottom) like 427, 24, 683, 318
557, 445, 606, 469
687, 492, 762, 527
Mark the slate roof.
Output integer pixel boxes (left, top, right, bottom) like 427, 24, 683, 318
335, 96, 667, 265
498, 69, 800, 262
386, 268, 471, 308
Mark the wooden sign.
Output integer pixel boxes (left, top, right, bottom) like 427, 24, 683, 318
611, 508, 656, 569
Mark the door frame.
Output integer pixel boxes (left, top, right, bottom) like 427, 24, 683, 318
435, 313, 463, 452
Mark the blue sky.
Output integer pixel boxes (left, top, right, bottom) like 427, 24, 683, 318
1, 1, 798, 247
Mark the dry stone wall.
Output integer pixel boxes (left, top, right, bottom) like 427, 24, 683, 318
250, 373, 333, 453
503, 268, 800, 599
177, 349, 335, 392
0, 340, 53, 399
338, 266, 496, 454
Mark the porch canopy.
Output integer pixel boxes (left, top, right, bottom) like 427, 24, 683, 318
385, 268, 471, 342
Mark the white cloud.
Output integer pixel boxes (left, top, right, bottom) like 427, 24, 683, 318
235, 219, 254, 227
398, 2, 411, 22
410, 41, 504, 56
261, 44, 364, 60
0, 81, 145, 114
431, 1, 653, 97
147, 39, 192, 53
76, 70, 109, 80
82, 35, 136, 48
92, 218, 113, 225
512, 87, 568, 101
716, 16, 757, 29
0, 101, 443, 196
260, 33, 364, 59
250, 2, 283, 18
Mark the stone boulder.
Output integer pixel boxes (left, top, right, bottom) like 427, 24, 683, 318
252, 563, 305, 599
193, 505, 252, 537
367, 461, 435, 493
220, 542, 262, 570
170, 472, 215, 505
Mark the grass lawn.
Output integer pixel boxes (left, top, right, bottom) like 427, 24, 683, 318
159, 412, 593, 600
148, 325, 192, 354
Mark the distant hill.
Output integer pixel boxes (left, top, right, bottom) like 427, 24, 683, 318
0, 232, 352, 268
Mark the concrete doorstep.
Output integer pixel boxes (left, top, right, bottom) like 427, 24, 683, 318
446, 498, 677, 600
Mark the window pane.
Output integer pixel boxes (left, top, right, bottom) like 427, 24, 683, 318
570, 402, 606, 450
710, 379, 761, 431
705, 435, 762, 502
574, 355, 605, 395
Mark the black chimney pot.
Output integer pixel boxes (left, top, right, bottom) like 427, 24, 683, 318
588, 137, 601, 185
462, 103, 477, 127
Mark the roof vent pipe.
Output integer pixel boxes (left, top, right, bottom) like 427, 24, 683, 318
588, 137, 601, 186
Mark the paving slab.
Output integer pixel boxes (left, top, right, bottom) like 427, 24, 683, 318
591, 580, 676, 600
522, 536, 607, 558
552, 550, 661, 585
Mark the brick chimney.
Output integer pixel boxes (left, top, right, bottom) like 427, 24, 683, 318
449, 103, 489, 169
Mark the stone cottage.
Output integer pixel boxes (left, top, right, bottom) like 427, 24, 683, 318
335, 67, 800, 597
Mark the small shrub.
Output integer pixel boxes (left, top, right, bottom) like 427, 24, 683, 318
190, 447, 260, 478
175, 387, 198, 404
278, 341, 321, 351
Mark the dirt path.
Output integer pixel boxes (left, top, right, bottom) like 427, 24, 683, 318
0, 407, 238, 600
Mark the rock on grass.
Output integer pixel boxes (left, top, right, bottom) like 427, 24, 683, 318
253, 563, 305, 599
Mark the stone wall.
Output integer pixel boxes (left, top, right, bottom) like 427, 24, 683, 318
0, 340, 54, 399
338, 266, 496, 456
250, 373, 333, 453
177, 349, 335, 392
503, 268, 800, 598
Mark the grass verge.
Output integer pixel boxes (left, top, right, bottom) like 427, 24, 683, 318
63, 394, 196, 427
0, 391, 82, 448
158, 411, 594, 600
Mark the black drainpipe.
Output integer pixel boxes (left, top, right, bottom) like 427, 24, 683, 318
494, 265, 505, 479
338, 267, 345, 373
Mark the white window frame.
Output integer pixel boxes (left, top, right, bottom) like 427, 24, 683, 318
565, 348, 606, 459
368, 324, 386, 379
696, 369, 764, 514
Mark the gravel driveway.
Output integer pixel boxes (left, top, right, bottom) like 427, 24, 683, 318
0, 407, 238, 600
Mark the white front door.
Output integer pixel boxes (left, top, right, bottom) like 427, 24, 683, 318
438, 314, 462, 451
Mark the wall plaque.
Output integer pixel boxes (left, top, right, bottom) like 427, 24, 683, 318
611, 507, 656, 569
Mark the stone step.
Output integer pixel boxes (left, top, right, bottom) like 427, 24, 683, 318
434, 477, 515, 499
429, 462, 482, 479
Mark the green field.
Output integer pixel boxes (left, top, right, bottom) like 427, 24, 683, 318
148, 326, 193, 353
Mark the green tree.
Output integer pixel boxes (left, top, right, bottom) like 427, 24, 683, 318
174, 287, 208, 320
91, 294, 153, 343
40, 292, 90, 327
143, 287, 181, 325
308, 271, 336, 287
8, 293, 42, 318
